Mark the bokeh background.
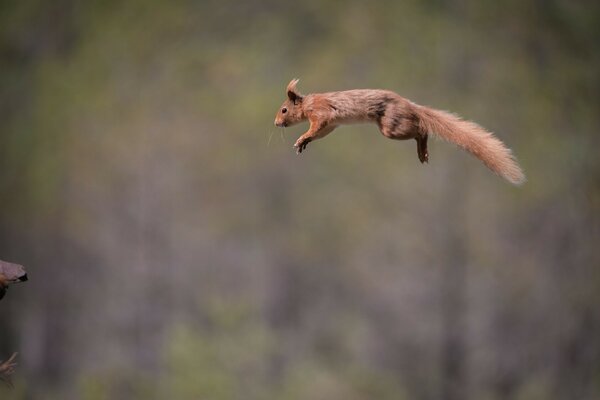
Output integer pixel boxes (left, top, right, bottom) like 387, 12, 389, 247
1, 1, 599, 399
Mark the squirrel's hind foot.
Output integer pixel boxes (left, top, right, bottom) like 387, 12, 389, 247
416, 135, 429, 164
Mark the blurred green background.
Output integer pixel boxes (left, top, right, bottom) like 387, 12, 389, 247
0, 0, 599, 399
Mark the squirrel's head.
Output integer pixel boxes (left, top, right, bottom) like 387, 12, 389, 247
274, 79, 304, 127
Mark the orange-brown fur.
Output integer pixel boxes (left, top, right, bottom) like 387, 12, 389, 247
274, 79, 525, 185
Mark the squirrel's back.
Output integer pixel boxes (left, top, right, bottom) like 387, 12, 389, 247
305, 89, 408, 124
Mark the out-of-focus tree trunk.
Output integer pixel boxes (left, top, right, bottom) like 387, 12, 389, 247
439, 159, 469, 400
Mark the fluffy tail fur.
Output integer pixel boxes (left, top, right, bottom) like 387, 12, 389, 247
416, 105, 525, 185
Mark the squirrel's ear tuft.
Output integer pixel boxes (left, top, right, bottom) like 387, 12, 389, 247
286, 78, 302, 103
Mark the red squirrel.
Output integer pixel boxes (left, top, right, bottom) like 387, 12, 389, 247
274, 79, 525, 185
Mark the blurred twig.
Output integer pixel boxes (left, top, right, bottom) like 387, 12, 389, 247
0, 353, 17, 388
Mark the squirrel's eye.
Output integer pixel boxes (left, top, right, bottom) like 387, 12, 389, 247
281, 107, 287, 114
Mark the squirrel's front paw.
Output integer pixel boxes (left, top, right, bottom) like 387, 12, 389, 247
294, 137, 311, 154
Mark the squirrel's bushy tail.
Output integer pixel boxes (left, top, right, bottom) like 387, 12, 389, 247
416, 105, 525, 185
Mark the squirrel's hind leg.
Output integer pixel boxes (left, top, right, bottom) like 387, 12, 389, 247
416, 134, 429, 163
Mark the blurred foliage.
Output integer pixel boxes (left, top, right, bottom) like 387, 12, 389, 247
0, 0, 599, 399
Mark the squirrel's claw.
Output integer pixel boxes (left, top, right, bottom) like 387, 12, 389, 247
416, 135, 429, 164
294, 138, 311, 154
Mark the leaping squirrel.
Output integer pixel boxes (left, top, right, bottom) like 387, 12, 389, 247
274, 79, 525, 185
